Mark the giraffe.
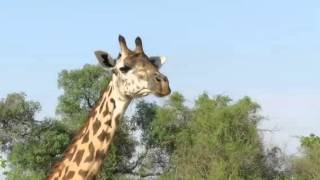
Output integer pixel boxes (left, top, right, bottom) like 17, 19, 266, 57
47, 35, 171, 180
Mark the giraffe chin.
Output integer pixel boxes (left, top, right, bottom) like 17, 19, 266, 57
154, 93, 169, 97
154, 88, 171, 97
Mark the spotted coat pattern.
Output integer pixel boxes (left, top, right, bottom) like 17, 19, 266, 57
47, 35, 170, 180
47, 84, 130, 180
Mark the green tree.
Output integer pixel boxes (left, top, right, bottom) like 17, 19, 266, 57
158, 93, 267, 180
263, 146, 291, 179
0, 92, 41, 151
127, 92, 191, 178
97, 117, 136, 179
57, 64, 110, 131
126, 99, 172, 178
7, 119, 70, 180
3, 65, 296, 179
131, 100, 158, 147
150, 92, 191, 154
300, 134, 320, 149
292, 134, 320, 179
0, 153, 6, 169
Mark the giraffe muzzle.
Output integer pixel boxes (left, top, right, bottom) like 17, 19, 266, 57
153, 73, 171, 97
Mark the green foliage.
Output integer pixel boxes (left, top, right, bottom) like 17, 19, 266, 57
57, 64, 110, 130
300, 134, 320, 149
9, 120, 70, 172
150, 92, 191, 153
131, 100, 157, 146
0, 154, 6, 169
97, 117, 137, 180
291, 134, 320, 179
263, 147, 291, 179
7, 119, 70, 179
5, 167, 44, 180
0, 92, 41, 150
156, 93, 266, 179
4, 64, 319, 180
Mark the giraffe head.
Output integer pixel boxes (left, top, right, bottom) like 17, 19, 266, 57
95, 35, 171, 98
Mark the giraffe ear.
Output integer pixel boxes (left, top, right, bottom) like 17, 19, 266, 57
95, 50, 116, 68
149, 56, 166, 69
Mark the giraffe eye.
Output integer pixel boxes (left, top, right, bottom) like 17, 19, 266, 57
119, 65, 131, 73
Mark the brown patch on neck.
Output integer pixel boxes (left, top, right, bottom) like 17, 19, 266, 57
64, 170, 75, 179
114, 114, 121, 127
73, 150, 85, 166
81, 132, 89, 144
78, 169, 89, 178
92, 118, 101, 135
105, 119, 111, 126
87, 173, 96, 180
95, 149, 105, 161
110, 98, 116, 109
84, 143, 95, 162
97, 130, 110, 142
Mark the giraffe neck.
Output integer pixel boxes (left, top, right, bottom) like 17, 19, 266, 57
47, 80, 132, 180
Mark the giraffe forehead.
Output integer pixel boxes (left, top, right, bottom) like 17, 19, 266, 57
133, 60, 158, 75
120, 53, 154, 68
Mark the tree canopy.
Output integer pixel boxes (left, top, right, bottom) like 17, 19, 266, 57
0, 92, 41, 151
291, 134, 320, 179
56, 64, 110, 131
154, 93, 267, 179
1, 64, 320, 180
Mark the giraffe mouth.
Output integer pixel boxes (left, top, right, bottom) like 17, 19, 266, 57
154, 86, 171, 97
133, 88, 152, 97
154, 91, 170, 97
153, 81, 171, 97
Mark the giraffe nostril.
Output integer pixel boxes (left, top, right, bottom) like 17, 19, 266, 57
163, 76, 168, 82
155, 76, 162, 82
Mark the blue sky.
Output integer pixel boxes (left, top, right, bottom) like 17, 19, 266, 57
1, 0, 320, 155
